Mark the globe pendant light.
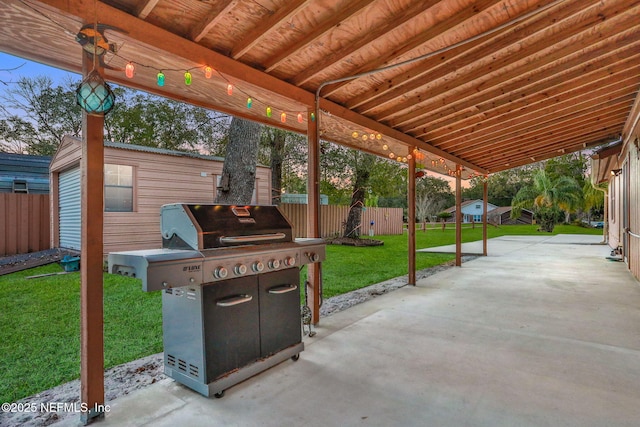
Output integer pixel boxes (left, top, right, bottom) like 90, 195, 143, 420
76, 69, 115, 115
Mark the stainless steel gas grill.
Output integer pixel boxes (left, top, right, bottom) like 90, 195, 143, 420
108, 203, 325, 397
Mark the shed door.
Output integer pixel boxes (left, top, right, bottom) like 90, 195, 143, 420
59, 167, 81, 250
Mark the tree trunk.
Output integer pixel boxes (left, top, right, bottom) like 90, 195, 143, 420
270, 129, 286, 205
215, 117, 262, 204
343, 153, 375, 238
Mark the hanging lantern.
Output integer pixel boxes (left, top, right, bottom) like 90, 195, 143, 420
76, 69, 115, 115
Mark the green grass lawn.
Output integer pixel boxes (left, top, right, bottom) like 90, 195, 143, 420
0, 224, 601, 402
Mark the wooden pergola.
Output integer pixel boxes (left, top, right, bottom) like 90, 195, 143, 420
2, 0, 639, 423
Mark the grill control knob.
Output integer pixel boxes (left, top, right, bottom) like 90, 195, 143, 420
234, 264, 247, 275
214, 267, 228, 279
306, 252, 320, 262
268, 259, 280, 269
284, 256, 296, 267
252, 261, 265, 272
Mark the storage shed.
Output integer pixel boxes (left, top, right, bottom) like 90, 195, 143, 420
49, 136, 272, 254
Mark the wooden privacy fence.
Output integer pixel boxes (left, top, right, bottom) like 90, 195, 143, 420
278, 204, 403, 238
0, 193, 50, 257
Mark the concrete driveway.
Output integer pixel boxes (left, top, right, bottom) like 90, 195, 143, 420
59, 235, 640, 426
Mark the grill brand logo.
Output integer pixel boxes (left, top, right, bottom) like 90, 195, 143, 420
183, 265, 201, 272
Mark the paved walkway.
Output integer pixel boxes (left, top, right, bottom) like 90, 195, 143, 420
58, 235, 640, 426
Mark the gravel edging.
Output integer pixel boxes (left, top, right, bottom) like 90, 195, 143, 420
1, 256, 476, 427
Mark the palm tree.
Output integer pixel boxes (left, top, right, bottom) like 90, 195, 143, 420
511, 169, 581, 232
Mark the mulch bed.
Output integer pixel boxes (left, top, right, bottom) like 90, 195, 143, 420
325, 237, 384, 246
0, 248, 80, 276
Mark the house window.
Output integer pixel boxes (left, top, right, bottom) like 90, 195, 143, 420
473, 215, 482, 222
475, 204, 481, 209
105, 164, 133, 212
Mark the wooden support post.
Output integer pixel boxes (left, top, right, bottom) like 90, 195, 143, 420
407, 149, 416, 285
483, 178, 488, 256
79, 53, 105, 424
307, 107, 322, 324
455, 165, 462, 267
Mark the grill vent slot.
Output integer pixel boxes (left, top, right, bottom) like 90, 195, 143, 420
165, 289, 173, 295
189, 364, 199, 377
174, 289, 185, 297
186, 289, 197, 300
167, 354, 176, 367
178, 358, 187, 372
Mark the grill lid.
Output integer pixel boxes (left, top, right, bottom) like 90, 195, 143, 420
161, 204, 294, 250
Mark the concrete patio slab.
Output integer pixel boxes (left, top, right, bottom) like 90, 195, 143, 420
56, 235, 640, 427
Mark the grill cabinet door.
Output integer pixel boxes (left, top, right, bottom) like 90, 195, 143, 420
259, 268, 302, 357
202, 277, 260, 381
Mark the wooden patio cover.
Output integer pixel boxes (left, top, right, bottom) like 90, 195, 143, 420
3, 0, 639, 176
1, 0, 640, 423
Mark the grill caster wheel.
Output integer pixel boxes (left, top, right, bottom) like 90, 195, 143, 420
214, 390, 225, 399
291, 354, 300, 361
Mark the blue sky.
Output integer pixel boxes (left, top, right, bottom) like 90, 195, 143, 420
0, 52, 78, 86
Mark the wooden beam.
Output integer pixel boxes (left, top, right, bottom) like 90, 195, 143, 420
231, 0, 312, 59
455, 166, 462, 267
424, 56, 640, 146
79, 51, 105, 425
191, 0, 240, 43
318, 97, 486, 174
36, 0, 315, 107
384, 1, 640, 129
290, 0, 442, 86
416, 37, 640, 137
455, 107, 632, 163
408, 149, 416, 286
483, 179, 488, 256
346, 0, 590, 111
136, 0, 160, 19
263, 0, 375, 72
307, 107, 321, 324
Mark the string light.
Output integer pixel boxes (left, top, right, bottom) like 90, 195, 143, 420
204, 66, 213, 79
125, 62, 135, 78
184, 71, 192, 85
247, 97, 252, 108
227, 84, 233, 95
310, 112, 316, 121
297, 113, 303, 123
352, 131, 359, 138
266, 106, 272, 118
156, 72, 165, 87
281, 112, 286, 123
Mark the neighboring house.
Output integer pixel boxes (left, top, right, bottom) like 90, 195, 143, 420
0, 153, 52, 256
487, 206, 534, 225
49, 136, 272, 255
281, 193, 329, 205
590, 138, 640, 282
443, 199, 498, 223
443, 199, 533, 224
0, 152, 51, 194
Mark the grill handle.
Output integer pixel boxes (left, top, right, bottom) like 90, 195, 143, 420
219, 233, 287, 244
268, 284, 298, 294
216, 294, 253, 307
